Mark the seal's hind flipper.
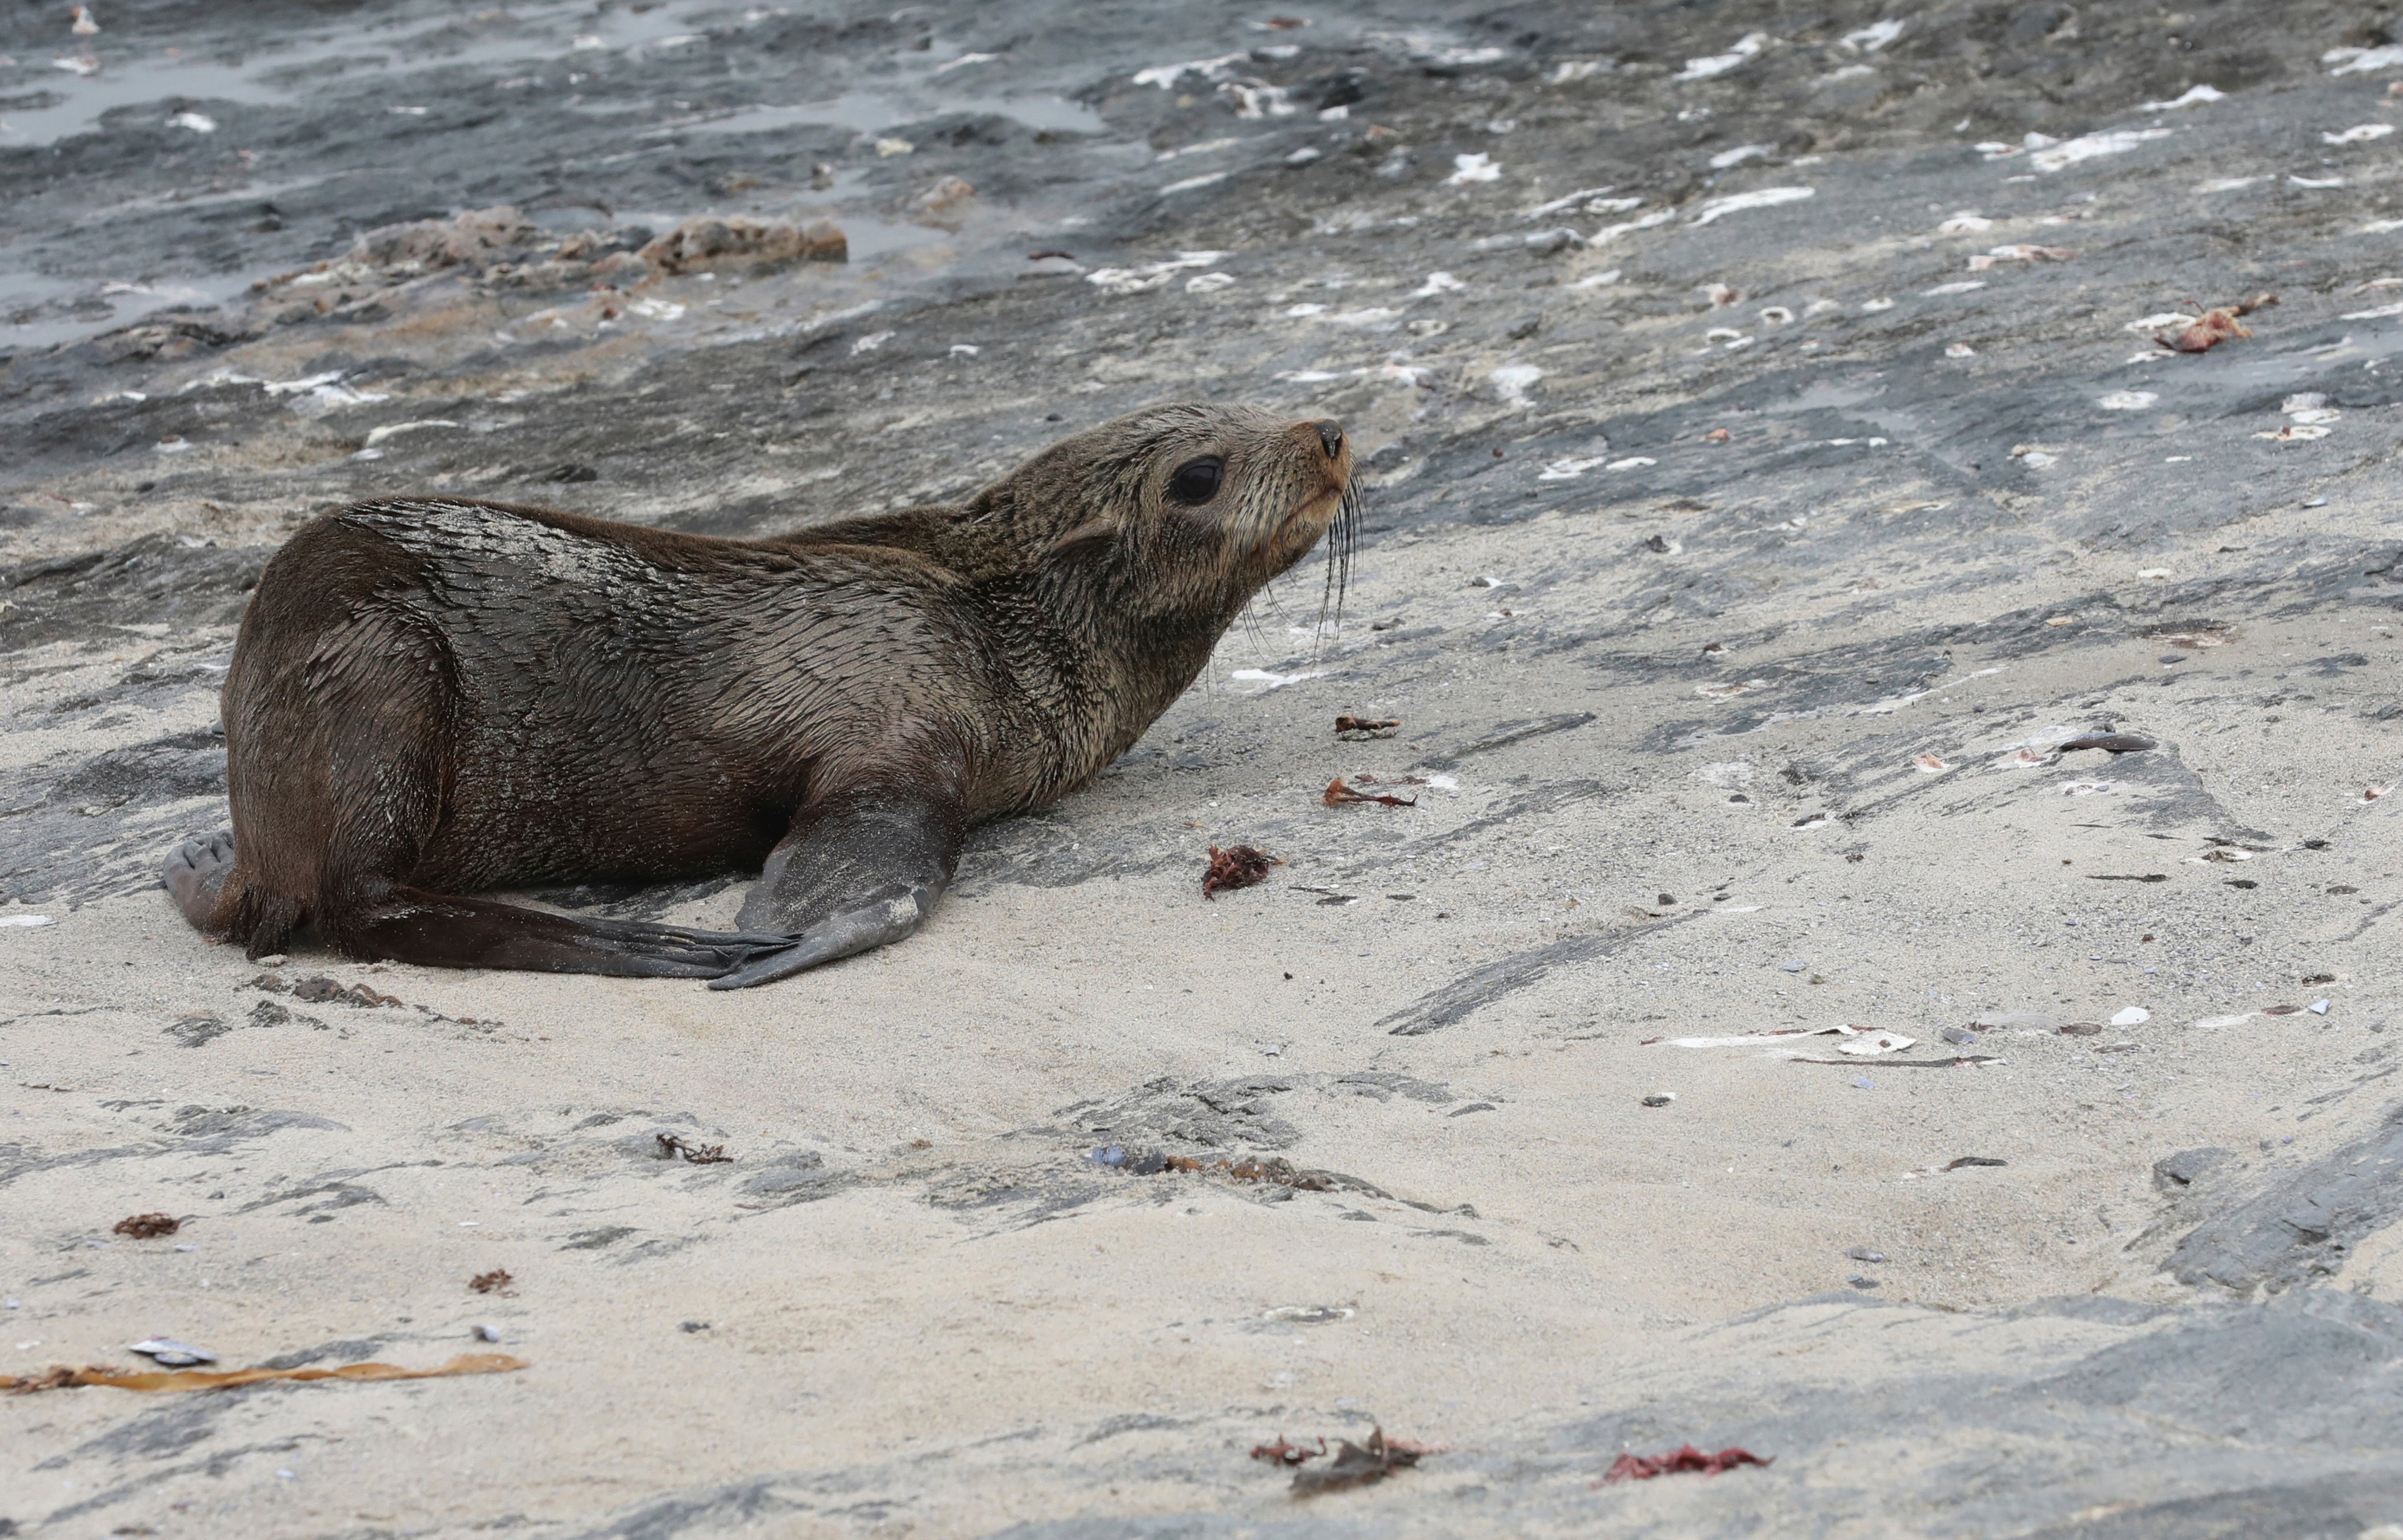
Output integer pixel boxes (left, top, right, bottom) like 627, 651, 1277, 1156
708, 787, 964, 990
333, 889, 795, 979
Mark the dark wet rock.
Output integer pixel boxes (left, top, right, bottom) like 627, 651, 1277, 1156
1061, 1076, 1303, 1151
1380, 918, 1698, 1035
741, 1148, 848, 1200
1, 536, 264, 647
256, 1337, 387, 1370
167, 1104, 344, 1139
235, 1177, 385, 1220
1415, 712, 1595, 769
163, 1013, 230, 1048
2165, 1110, 2403, 1295
559, 1226, 638, 1251
1328, 1071, 1453, 1104
2154, 1146, 2235, 1198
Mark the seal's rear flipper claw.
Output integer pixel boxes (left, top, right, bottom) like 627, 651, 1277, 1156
708, 888, 940, 990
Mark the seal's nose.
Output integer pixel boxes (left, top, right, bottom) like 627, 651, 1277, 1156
1313, 420, 1346, 460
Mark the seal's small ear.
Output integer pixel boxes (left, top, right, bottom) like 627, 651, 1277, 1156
1047, 518, 1117, 561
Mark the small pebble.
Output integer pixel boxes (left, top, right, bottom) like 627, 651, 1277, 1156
1641, 1092, 1676, 1107
1940, 1026, 1977, 1045
1846, 1275, 1881, 1289
1844, 1246, 1886, 1263
473, 1323, 502, 1343
1778, 959, 1807, 973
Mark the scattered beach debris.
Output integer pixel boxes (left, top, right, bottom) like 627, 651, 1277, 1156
1324, 777, 1418, 808
1252, 1436, 1329, 1466
473, 1324, 504, 1343
2262, 1004, 2304, 1016
1164, 1154, 1333, 1190
2058, 733, 2156, 754
2110, 1007, 2151, 1026
1334, 715, 1401, 739
288, 976, 404, 1008
2155, 294, 2274, 353
2058, 1022, 2103, 1037
469, 1269, 514, 1294
5, 1354, 527, 1395
1945, 1156, 2008, 1170
112, 1213, 180, 1239
640, 215, 845, 274
1845, 1246, 1885, 1262
1649, 1024, 1917, 1057
128, 1336, 217, 1364
1204, 844, 1284, 898
1966, 243, 2074, 270
128, 1337, 217, 1367
1603, 1444, 1772, 1483
1291, 1428, 1436, 1494
1641, 1092, 1677, 1107
655, 1132, 731, 1165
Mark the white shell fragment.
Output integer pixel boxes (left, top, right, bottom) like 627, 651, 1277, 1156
1657, 1024, 1918, 1057
128, 1337, 219, 1367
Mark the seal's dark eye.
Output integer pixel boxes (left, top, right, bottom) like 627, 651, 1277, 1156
1165, 456, 1223, 506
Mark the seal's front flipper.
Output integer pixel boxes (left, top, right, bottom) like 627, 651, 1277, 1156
708, 788, 965, 990
163, 830, 236, 930
337, 890, 797, 979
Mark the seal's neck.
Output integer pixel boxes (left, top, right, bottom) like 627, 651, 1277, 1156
1017, 564, 1252, 795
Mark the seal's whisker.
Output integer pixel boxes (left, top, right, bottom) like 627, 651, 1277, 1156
1312, 479, 1361, 660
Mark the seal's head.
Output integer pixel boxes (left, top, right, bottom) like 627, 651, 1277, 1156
983, 402, 1356, 633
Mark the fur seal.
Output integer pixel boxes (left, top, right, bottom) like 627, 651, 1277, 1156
164, 404, 1355, 989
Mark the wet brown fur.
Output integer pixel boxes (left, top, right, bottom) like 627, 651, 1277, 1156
182, 404, 1352, 966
